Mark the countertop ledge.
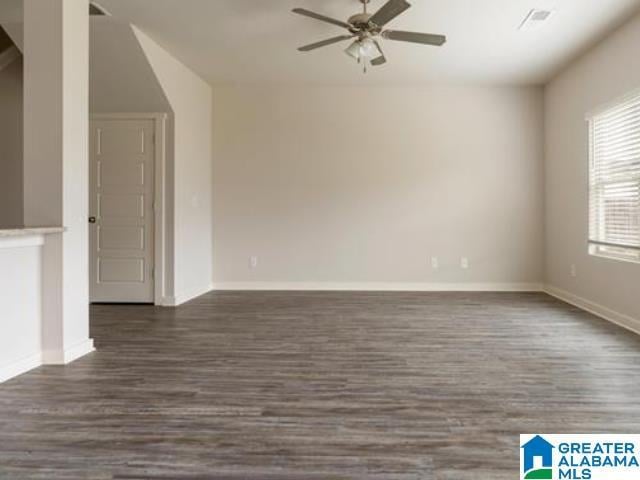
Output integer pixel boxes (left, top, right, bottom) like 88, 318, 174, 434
0, 226, 66, 237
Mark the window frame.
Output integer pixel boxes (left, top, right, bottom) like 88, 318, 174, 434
586, 89, 640, 265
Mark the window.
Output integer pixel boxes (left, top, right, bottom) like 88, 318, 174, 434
588, 91, 640, 263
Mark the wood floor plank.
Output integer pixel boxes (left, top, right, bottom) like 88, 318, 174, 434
1, 292, 640, 479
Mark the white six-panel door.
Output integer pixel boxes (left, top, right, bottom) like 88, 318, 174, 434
89, 119, 155, 303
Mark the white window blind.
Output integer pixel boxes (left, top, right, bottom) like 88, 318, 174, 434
588, 91, 640, 263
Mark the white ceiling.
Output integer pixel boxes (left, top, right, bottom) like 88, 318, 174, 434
4, 0, 640, 85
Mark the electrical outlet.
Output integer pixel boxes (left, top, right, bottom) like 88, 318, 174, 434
431, 257, 439, 270
250, 256, 258, 269
461, 257, 469, 269
570, 264, 577, 278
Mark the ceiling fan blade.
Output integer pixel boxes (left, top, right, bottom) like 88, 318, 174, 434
292, 8, 352, 29
383, 30, 446, 46
371, 41, 387, 66
369, 0, 411, 28
298, 35, 354, 52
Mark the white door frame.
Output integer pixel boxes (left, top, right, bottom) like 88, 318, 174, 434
90, 113, 167, 305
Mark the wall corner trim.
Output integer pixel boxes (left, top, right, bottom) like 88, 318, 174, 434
544, 285, 640, 336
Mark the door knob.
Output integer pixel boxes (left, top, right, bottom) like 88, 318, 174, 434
88, 217, 96, 224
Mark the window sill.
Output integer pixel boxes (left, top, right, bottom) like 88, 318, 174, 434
589, 247, 640, 265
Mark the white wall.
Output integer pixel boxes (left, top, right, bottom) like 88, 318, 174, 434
90, 18, 169, 113
0, 237, 42, 382
545, 12, 640, 322
135, 27, 213, 303
212, 86, 544, 289
0, 55, 23, 228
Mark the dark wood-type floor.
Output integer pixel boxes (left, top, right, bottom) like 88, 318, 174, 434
2, 292, 640, 479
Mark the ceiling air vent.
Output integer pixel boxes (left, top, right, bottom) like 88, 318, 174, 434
519, 9, 554, 30
89, 2, 111, 16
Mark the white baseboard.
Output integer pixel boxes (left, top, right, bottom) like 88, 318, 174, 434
0, 352, 43, 384
162, 283, 215, 307
212, 282, 543, 292
42, 339, 95, 365
544, 285, 640, 336
1, 339, 95, 383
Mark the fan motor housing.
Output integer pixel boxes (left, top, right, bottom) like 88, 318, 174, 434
348, 12, 371, 25
348, 12, 382, 35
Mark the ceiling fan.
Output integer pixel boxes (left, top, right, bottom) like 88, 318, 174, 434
293, 0, 446, 72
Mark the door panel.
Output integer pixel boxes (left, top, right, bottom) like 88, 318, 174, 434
98, 226, 145, 250
98, 258, 145, 283
98, 194, 144, 219
98, 124, 148, 156
90, 119, 155, 303
99, 161, 145, 187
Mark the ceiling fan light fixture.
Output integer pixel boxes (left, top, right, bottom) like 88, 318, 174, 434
345, 40, 362, 60
345, 37, 380, 62
360, 37, 380, 59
